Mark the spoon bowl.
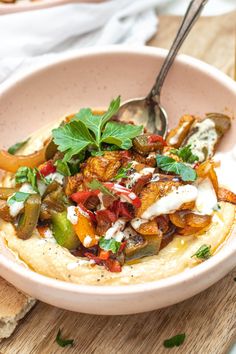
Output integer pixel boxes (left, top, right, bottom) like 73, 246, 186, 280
117, 97, 168, 137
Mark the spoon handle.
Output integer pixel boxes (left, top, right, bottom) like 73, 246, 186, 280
148, 0, 208, 103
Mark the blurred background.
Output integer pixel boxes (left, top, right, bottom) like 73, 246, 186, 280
0, 0, 235, 83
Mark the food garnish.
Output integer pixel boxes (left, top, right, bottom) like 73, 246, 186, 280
156, 155, 197, 181
8, 138, 29, 155
7, 191, 30, 205
113, 163, 132, 180
15, 166, 49, 193
163, 333, 186, 348
99, 237, 121, 254
52, 96, 143, 162
56, 329, 74, 348
191, 244, 211, 260
169, 145, 199, 163
88, 180, 114, 197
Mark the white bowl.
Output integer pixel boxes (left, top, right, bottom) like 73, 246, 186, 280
0, 46, 235, 315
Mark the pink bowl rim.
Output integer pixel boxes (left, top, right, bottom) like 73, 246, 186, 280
0, 45, 235, 296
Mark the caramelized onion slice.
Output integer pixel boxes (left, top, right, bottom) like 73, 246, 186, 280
196, 160, 219, 193
170, 211, 212, 230
0, 145, 48, 173
218, 187, 236, 205
169, 212, 186, 228
178, 226, 201, 236
185, 213, 212, 228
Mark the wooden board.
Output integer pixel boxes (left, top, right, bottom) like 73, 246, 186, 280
0, 11, 235, 354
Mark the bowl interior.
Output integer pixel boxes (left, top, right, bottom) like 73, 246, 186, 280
0, 46, 235, 279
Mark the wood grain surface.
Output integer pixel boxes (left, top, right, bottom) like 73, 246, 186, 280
0, 11, 236, 354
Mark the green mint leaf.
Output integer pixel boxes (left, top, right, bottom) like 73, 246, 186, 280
56, 329, 74, 348
170, 145, 199, 163
156, 155, 197, 182
114, 163, 132, 180
73, 96, 120, 144
99, 237, 121, 254
191, 244, 211, 260
88, 180, 114, 197
163, 334, 186, 348
8, 138, 29, 155
101, 122, 143, 149
55, 160, 71, 176
52, 120, 96, 162
7, 192, 30, 206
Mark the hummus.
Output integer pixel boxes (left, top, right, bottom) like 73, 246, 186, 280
0, 201, 234, 285
0, 108, 235, 286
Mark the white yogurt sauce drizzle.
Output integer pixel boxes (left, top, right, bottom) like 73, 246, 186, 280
104, 219, 126, 241
194, 178, 217, 215
141, 184, 198, 220
187, 119, 218, 162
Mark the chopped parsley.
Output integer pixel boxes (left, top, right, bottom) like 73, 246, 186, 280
99, 237, 121, 254
156, 155, 197, 182
113, 163, 132, 180
88, 180, 114, 197
15, 166, 48, 192
56, 329, 74, 348
191, 244, 211, 260
163, 333, 186, 348
170, 145, 199, 163
52, 97, 143, 163
8, 138, 29, 155
7, 191, 30, 206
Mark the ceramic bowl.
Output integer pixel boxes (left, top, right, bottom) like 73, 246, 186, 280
0, 46, 235, 315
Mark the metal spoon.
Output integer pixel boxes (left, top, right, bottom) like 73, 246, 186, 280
117, 0, 208, 137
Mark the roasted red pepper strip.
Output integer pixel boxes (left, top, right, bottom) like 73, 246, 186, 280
147, 134, 167, 145
39, 160, 56, 177
99, 250, 110, 260
84, 252, 103, 265
105, 259, 122, 273
110, 200, 133, 220
95, 209, 117, 224
71, 190, 99, 204
78, 203, 97, 224
104, 183, 141, 208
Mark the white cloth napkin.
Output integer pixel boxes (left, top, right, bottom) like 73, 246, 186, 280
0, 0, 166, 84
